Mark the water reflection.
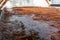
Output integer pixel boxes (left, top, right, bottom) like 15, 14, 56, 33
9, 15, 59, 40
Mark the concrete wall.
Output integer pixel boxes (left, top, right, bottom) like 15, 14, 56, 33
51, 0, 60, 4
4, 0, 49, 8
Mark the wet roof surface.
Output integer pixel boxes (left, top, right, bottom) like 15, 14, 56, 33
0, 14, 60, 40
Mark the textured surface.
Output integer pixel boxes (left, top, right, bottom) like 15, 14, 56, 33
0, 8, 60, 40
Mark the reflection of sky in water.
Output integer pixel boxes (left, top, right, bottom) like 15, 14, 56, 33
9, 15, 59, 40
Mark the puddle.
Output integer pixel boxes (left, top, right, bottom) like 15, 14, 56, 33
0, 14, 60, 40
10, 15, 59, 39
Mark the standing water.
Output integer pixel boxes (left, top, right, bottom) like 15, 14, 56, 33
0, 14, 59, 40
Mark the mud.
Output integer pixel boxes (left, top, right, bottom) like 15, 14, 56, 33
0, 8, 60, 40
